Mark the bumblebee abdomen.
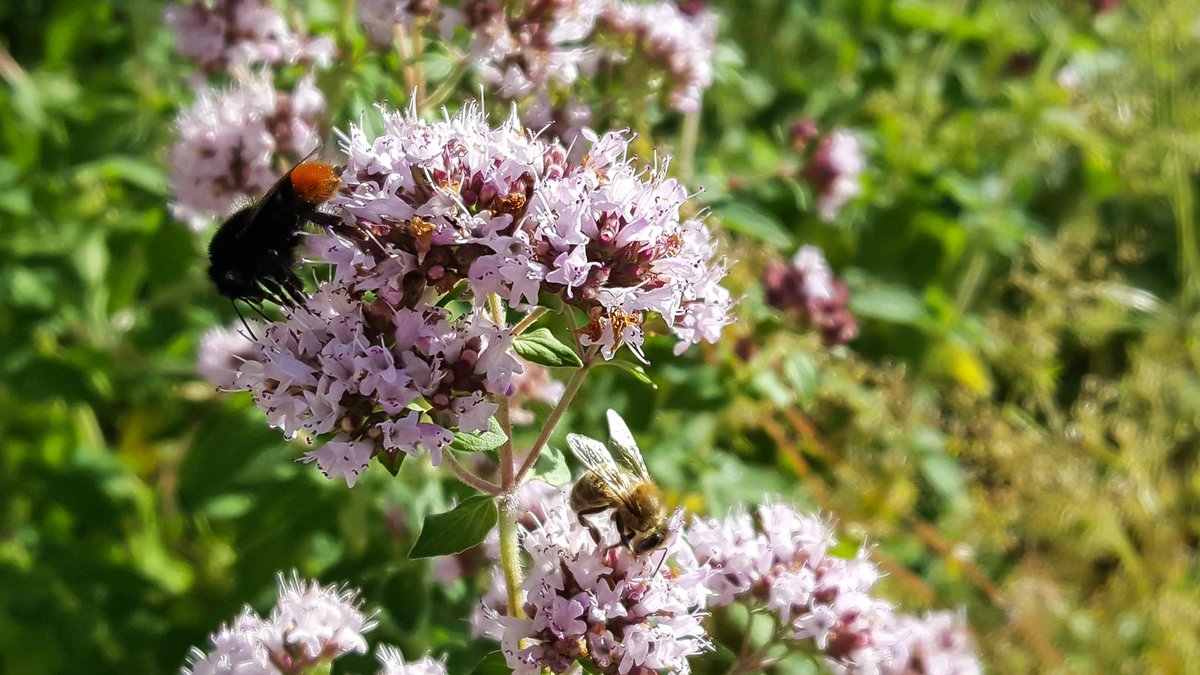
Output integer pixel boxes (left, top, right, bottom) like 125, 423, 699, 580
290, 161, 340, 206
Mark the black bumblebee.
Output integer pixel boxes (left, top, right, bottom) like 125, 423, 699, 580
207, 154, 340, 316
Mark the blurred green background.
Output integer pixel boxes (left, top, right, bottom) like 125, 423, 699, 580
2, 0, 1199, 672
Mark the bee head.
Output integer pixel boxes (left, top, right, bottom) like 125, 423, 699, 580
209, 266, 257, 300
630, 524, 670, 555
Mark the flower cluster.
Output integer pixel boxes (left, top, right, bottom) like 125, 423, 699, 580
376, 646, 449, 675
474, 488, 710, 674
166, 0, 334, 74
598, 0, 718, 113
327, 103, 732, 361
183, 573, 376, 675
228, 286, 520, 486
763, 245, 857, 347
358, 0, 717, 116
359, 0, 440, 47
687, 502, 981, 674
803, 130, 866, 221
197, 324, 258, 390
507, 360, 566, 425
168, 71, 326, 229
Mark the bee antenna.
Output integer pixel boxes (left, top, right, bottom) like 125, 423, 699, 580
232, 299, 258, 341
651, 547, 669, 579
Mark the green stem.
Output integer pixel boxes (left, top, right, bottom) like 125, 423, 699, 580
512, 306, 549, 336
441, 451, 502, 495
679, 106, 700, 185
513, 345, 600, 485
497, 493, 526, 618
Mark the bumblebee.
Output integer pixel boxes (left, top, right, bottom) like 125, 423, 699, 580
207, 152, 340, 312
566, 410, 671, 555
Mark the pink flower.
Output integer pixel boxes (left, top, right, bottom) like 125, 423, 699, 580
804, 130, 866, 221
229, 286, 508, 486
375, 646, 449, 675
598, 1, 718, 113
197, 324, 257, 390
183, 573, 376, 675
473, 488, 710, 674
169, 72, 325, 229
762, 245, 858, 347
166, 0, 334, 73
326, 103, 731, 362
687, 502, 981, 674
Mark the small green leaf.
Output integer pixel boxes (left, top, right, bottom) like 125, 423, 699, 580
602, 358, 658, 389
531, 447, 572, 487
409, 494, 498, 559
711, 201, 792, 247
513, 327, 583, 368
782, 352, 817, 406
849, 284, 927, 325
470, 651, 512, 675
376, 451, 405, 477
578, 659, 603, 674
449, 417, 507, 453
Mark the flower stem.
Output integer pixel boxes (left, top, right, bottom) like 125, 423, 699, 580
513, 345, 600, 485
512, 306, 548, 336
497, 493, 526, 618
441, 451, 502, 495
680, 106, 701, 185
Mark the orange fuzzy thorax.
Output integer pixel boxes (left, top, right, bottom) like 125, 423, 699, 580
290, 161, 340, 205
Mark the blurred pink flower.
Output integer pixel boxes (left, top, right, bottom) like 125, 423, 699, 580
166, 0, 334, 73
763, 245, 858, 346
599, 0, 717, 113
183, 573, 376, 675
375, 646, 449, 675
804, 130, 865, 221
169, 72, 325, 229
197, 324, 256, 390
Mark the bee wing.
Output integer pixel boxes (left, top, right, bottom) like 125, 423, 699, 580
566, 432, 640, 493
605, 409, 651, 481
241, 147, 323, 232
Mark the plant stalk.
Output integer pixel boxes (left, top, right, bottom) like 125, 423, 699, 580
497, 493, 526, 618
513, 345, 599, 485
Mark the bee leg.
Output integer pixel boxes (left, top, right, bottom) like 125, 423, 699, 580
612, 511, 635, 553
574, 506, 608, 544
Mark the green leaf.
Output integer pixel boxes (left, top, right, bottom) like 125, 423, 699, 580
530, 446, 572, 487
449, 417, 507, 453
711, 201, 792, 247
782, 352, 818, 406
848, 284, 927, 325
469, 652, 511, 675
602, 358, 658, 389
376, 451, 405, 477
409, 495, 498, 558
513, 327, 583, 368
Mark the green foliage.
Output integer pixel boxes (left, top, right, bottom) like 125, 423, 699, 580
1, 0, 1198, 672
408, 495, 498, 559
511, 327, 584, 369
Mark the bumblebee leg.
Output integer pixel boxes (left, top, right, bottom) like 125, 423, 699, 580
258, 276, 296, 309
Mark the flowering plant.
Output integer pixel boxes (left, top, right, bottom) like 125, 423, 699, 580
171, 3, 981, 674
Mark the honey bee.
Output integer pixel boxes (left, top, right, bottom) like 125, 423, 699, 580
567, 410, 670, 555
